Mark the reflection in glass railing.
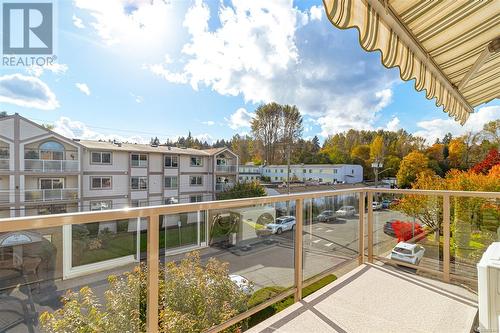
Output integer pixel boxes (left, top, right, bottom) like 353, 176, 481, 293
303, 194, 360, 281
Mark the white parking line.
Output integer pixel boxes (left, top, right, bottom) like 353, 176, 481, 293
315, 227, 323, 231
324, 243, 333, 247
312, 240, 321, 244
326, 230, 334, 233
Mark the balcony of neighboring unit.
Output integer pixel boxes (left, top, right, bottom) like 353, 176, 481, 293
24, 147, 79, 173
0, 158, 9, 171
24, 188, 79, 202
215, 165, 237, 173
215, 182, 234, 192
0, 190, 9, 203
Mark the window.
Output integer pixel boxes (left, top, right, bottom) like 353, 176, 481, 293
164, 155, 178, 167
131, 154, 148, 167
352, 169, 354, 174
309, 169, 312, 173
91, 176, 111, 189
165, 197, 178, 205
164, 176, 178, 188
40, 178, 64, 190
39, 141, 64, 160
131, 199, 148, 207
303, 169, 306, 173
0, 146, 9, 159
131, 177, 148, 190
91, 151, 112, 164
333, 169, 338, 174
189, 176, 203, 186
190, 195, 203, 203
90, 200, 112, 211
190, 156, 203, 166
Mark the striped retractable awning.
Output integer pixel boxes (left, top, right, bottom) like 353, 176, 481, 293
323, 0, 500, 124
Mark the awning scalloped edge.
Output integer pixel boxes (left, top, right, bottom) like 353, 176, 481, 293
323, 0, 473, 125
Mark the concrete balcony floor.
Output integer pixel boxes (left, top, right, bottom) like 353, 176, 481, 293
247, 263, 478, 333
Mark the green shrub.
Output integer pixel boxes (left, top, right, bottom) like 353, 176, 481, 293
247, 274, 336, 328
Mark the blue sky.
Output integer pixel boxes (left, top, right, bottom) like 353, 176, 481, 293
1, 0, 498, 144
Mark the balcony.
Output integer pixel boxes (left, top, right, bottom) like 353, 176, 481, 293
215, 165, 237, 173
24, 188, 79, 202
0, 188, 497, 332
0, 190, 9, 203
215, 182, 234, 192
24, 159, 79, 173
0, 158, 8, 170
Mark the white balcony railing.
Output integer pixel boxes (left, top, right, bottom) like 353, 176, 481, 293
24, 159, 79, 172
215, 165, 237, 173
0, 190, 9, 203
215, 182, 234, 192
24, 188, 79, 202
0, 158, 9, 170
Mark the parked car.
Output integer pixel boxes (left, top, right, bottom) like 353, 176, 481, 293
317, 210, 336, 223
390, 242, 425, 265
383, 219, 426, 242
372, 201, 383, 210
229, 274, 253, 294
381, 199, 392, 209
266, 216, 296, 234
335, 206, 356, 217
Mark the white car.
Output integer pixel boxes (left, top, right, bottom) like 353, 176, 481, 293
266, 216, 296, 234
390, 242, 425, 265
372, 201, 383, 210
335, 206, 356, 217
229, 274, 253, 295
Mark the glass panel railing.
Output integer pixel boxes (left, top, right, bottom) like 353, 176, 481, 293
0, 159, 9, 170
303, 193, 360, 281
372, 193, 442, 273
0, 191, 9, 204
24, 159, 79, 172
0, 221, 144, 332
451, 196, 499, 286
162, 201, 295, 332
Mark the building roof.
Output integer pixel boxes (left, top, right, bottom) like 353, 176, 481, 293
261, 164, 359, 168
78, 140, 213, 156
323, 0, 499, 125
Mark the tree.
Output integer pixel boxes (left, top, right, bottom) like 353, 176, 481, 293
471, 149, 500, 174
217, 182, 266, 200
311, 136, 320, 152
370, 135, 384, 163
40, 252, 248, 333
251, 103, 283, 164
481, 120, 500, 147
447, 138, 466, 169
396, 151, 431, 188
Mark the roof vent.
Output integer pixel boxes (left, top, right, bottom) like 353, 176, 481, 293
113, 139, 122, 147
72, 138, 80, 142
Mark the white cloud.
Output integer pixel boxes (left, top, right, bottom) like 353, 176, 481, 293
202, 120, 215, 126
385, 116, 401, 131
413, 105, 500, 143
225, 108, 255, 130
194, 133, 213, 143
0, 74, 59, 110
130, 93, 143, 103
146, 0, 396, 136
73, 0, 177, 53
73, 14, 85, 29
53, 117, 148, 143
26, 63, 68, 77
75, 83, 91, 96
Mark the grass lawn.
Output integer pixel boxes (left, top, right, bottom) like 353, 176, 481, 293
74, 223, 200, 266
246, 274, 337, 328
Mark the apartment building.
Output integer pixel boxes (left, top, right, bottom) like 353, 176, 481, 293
0, 114, 239, 218
239, 164, 363, 184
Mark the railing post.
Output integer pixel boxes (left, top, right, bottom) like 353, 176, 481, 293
147, 214, 160, 333
294, 199, 303, 302
358, 191, 365, 265
367, 191, 374, 263
443, 194, 451, 283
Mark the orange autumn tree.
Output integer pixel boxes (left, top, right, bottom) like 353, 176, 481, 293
395, 166, 500, 259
